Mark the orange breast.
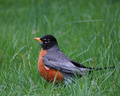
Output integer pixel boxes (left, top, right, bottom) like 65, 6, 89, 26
38, 49, 64, 82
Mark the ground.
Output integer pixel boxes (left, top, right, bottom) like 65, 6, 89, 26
0, 0, 120, 95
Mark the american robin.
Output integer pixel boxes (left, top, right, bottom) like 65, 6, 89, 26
34, 35, 115, 83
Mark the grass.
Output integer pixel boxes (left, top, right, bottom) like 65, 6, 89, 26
0, 0, 120, 95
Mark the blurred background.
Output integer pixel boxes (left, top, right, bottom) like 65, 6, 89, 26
0, 0, 120, 95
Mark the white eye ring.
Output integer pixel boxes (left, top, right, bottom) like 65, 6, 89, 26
44, 39, 50, 43
47, 39, 50, 43
44, 41, 48, 43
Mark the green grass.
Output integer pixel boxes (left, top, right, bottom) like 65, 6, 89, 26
0, 0, 120, 95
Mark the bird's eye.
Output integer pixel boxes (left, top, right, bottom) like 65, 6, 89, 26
44, 39, 50, 43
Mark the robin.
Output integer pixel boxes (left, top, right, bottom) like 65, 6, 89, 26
34, 35, 115, 83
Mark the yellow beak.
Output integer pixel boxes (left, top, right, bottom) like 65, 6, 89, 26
34, 38, 43, 43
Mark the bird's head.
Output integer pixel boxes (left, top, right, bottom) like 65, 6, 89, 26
34, 35, 58, 50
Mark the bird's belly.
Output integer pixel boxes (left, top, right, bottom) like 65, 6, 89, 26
38, 49, 64, 82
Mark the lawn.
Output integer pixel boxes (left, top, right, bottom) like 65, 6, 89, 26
0, 0, 120, 95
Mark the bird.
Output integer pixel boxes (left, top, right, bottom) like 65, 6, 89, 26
34, 35, 115, 83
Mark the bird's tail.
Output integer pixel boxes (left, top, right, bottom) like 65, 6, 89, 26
87, 66, 115, 74
92, 66, 115, 71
